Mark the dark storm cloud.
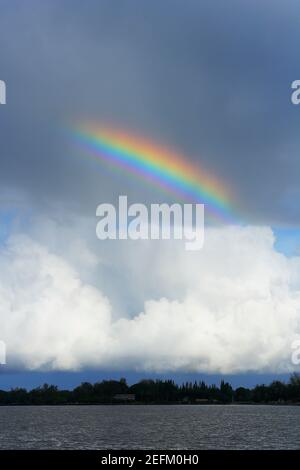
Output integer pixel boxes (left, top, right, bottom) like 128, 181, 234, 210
0, 0, 300, 223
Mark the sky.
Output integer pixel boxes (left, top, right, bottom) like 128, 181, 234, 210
0, 0, 300, 390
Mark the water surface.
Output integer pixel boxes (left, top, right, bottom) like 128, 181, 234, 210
0, 405, 299, 449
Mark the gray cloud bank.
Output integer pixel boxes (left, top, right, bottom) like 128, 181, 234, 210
0, 0, 300, 223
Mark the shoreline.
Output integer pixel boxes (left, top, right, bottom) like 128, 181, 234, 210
1, 402, 300, 407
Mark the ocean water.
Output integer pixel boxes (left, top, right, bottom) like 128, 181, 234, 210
0, 404, 299, 449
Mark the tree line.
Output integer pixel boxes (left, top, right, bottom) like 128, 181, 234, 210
0, 373, 300, 405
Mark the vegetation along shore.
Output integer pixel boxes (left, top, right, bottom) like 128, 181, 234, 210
0, 373, 300, 405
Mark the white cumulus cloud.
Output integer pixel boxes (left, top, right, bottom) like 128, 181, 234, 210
0, 225, 300, 373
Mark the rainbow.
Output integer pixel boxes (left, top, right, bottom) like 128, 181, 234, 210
71, 123, 237, 223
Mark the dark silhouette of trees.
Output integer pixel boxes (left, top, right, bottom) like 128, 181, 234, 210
252, 384, 269, 403
220, 380, 233, 403
288, 373, 300, 401
0, 374, 299, 405
235, 387, 252, 402
73, 382, 95, 403
130, 379, 178, 403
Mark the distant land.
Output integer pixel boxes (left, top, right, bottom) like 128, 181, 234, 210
0, 374, 300, 405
